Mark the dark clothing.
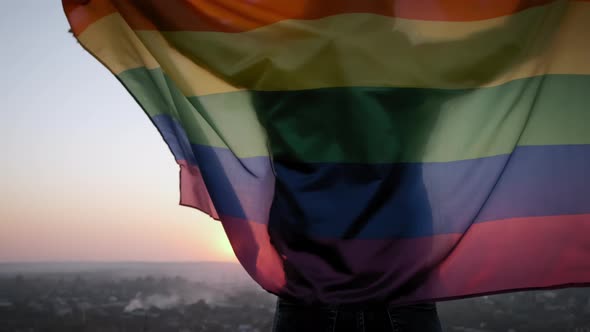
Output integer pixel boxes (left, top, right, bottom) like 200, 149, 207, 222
272, 297, 444, 332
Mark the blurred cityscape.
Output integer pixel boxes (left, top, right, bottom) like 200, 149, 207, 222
0, 262, 588, 332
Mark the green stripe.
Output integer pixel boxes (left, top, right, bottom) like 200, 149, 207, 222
117, 67, 269, 157
117, 67, 590, 163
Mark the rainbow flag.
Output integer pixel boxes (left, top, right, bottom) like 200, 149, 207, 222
64, 0, 590, 305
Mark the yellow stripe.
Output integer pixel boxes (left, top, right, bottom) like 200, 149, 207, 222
79, 1, 590, 96
78, 14, 236, 96
78, 14, 158, 74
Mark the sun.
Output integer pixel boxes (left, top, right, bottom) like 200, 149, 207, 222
216, 236, 238, 262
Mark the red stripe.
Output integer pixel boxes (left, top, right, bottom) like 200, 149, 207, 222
178, 160, 219, 220
120, 0, 556, 32
221, 215, 287, 294
411, 213, 590, 304
63, 0, 117, 36
63, 0, 589, 35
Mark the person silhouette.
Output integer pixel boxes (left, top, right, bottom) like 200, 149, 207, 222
244, 1, 559, 330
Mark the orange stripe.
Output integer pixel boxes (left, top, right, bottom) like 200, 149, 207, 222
63, 0, 116, 36
115, 0, 563, 31
65, 0, 590, 35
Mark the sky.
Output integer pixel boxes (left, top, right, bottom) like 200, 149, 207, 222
0, 2, 236, 262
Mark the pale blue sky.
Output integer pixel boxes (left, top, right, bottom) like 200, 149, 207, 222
0, 1, 234, 262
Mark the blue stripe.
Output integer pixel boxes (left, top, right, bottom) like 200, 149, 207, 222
270, 145, 590, 238
152, 115, 196, 165
152, 114, 273, 223
190, 144, 274, 223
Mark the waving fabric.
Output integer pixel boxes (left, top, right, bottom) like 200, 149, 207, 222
63, 0, 590, 305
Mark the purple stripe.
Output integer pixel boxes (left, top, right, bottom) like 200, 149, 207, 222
270, 145, 590, 238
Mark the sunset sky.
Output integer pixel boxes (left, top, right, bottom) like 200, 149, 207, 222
0, 2, 236, 262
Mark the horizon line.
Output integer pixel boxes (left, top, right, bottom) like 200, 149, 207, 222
0, 260, 239, 264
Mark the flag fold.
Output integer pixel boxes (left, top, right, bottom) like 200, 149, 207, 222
63, 0, 590, 306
